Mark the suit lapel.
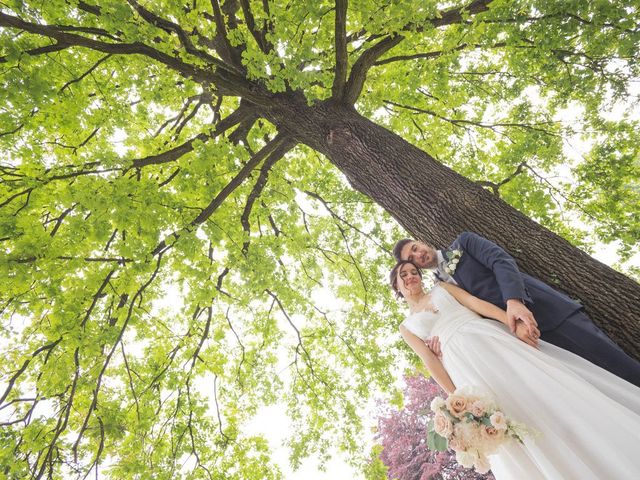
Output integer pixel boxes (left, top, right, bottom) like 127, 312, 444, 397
451, 260, 467, 291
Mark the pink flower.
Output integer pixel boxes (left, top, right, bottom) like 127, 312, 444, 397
445, 394, 468, 418
433, 411, 453, 437
482, 425, 501, 439
481, 424, 505, 451
470, 400, 486, 417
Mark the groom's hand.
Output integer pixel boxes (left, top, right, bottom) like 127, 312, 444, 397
515, 320, 540, 348
506, 299, 538, 335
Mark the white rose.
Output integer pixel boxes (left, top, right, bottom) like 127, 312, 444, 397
433, 411, 453, 438
430, 396, 446, 411
455, 421, 483, 446
456, 450, 476, 468
490, 411, 508, 431
474, 455, 491, 474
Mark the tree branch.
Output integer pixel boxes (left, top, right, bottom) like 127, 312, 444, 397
208, 0, 244, 66
476, 161, 527, 195
47, 204, 77, 237
8, 256, 134, 264
59, 54, 112, 93
342, 34, 403, 104
240, 140, 295, 253
429, 0, 493, 29
132, 104, 252, 169
0, 12, 267, 103
302, 190, 388, 253
0, 42, 71, 63
0, 338, 62, 405
126, 0, 225, 66
374, 41, 507, 66
238, 0, 271, 53
189, 306, 212, 370
191, 133, 293, 225
71, 252, 165, 455
224, 307, 246, 387
341, 0, 494, 104
151, 133, 293, 256
384, 100, 558, 136
266, 289, 329, 392
212, 375, 230, 444
332, 0, 349, 100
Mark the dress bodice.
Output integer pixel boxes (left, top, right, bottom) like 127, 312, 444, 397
401, 284, 483, 347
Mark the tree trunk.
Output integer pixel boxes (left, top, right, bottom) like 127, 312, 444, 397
263, 96, 640, 359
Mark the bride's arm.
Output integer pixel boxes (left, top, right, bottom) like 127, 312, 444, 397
439, 282, 540, 348
400, 325, 456, 394
439, 282, 508, 324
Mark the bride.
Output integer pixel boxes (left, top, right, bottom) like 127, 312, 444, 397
391, 260, 640, 479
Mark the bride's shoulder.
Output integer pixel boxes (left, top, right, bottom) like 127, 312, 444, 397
399, 315, 412, 332
430, 282, 457, 301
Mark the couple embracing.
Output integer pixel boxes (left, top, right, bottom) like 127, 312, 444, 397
390, 232, 640, 479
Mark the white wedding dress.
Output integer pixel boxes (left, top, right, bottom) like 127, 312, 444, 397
401, 284, 640, 479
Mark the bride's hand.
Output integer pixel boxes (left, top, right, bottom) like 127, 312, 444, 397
515, 321, 539, 348
426, 336, 442, 359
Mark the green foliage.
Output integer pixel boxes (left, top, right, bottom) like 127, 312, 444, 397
362, 444, 389, 480
1, 0, 639, 478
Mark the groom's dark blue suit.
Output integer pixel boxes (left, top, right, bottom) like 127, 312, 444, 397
440, 231, 640, 387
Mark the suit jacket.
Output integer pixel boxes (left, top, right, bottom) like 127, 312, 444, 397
440, 232, 582, 331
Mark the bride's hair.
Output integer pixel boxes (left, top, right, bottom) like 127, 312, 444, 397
389, 260, 422, 299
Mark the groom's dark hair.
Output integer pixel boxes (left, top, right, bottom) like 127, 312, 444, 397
392, 238, 412, 261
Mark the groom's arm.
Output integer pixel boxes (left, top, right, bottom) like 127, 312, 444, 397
457, 232, 537, 333
457, 231, 531, 304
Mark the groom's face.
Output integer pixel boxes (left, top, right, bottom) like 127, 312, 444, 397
400, 241, 437, 269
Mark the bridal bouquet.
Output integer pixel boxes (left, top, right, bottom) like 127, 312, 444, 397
427, 387, 532, 474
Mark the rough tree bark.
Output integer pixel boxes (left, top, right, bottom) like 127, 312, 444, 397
262, 96, 640, 359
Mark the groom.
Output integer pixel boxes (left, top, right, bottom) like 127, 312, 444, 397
394, 231, 640, 388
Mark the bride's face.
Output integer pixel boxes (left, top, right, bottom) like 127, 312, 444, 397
398, 263, 423, 297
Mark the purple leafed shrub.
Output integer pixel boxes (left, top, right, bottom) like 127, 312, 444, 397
374, 374, 495, 480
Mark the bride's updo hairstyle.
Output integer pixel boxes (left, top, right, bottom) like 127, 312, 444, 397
390, 260, 422, 299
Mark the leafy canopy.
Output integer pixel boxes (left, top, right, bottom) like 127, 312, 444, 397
1, 0, 639, 478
